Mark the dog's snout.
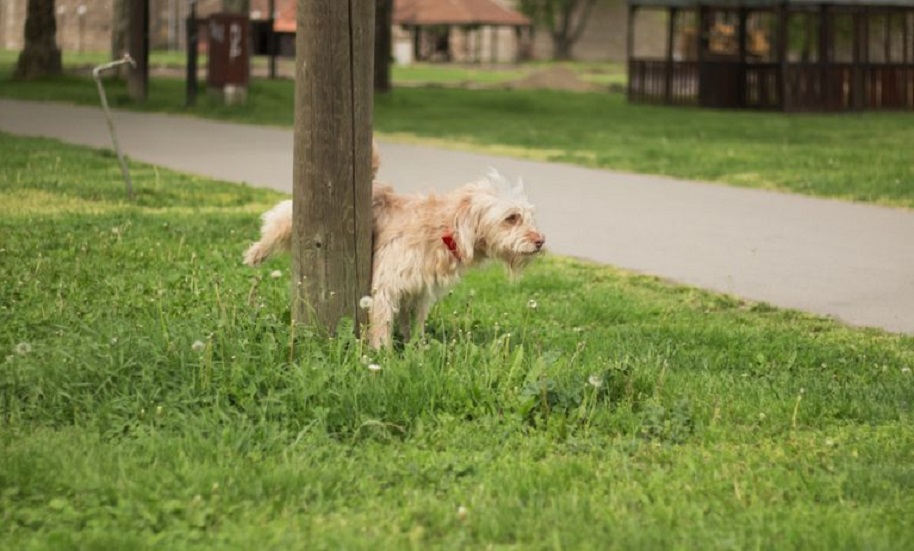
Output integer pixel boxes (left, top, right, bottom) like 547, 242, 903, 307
534, 234, 546, 250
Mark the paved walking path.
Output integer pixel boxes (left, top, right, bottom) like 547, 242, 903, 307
2, 98, 913, 334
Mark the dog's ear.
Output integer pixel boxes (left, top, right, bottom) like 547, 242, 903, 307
453, 197, 478, 262
513, 176, 525, 195
485, 168, 525, 198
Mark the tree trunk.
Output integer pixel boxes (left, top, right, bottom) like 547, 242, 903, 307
551, 34, 574, 60
127, 0, 149, 101
15, 0, 62, 79
222, 0, 249, 14
374, 0, 392, 93
534, 0, 599, 61
111, 0, 129, 59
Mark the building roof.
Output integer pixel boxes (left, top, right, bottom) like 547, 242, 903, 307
393, 0, 531, 27
247, 0, 295, 32
259, 0, 531, 34
628, 0, 914, 7
273, 0, 294, 33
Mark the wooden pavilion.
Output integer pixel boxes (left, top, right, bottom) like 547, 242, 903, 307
627, 0, 914, 110
393, 0, 533, 63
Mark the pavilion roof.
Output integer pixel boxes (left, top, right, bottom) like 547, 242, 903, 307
628, 0, 914, 7
393, 0, 532, 27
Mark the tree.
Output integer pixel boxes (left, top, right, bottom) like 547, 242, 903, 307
15, 0, 62, 79
127, 0, 149, 101
111, 0, 128, 60
222, 0, 250, 14
374, 0, 392, 93
519, 0, 600, 61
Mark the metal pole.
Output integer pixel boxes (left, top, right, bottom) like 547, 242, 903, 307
93, 54, 137, 201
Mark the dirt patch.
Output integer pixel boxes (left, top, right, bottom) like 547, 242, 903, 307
506, 65, 602, 93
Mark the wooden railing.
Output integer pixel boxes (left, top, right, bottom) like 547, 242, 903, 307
628, 59, 914, 111
628, 60, 699, 106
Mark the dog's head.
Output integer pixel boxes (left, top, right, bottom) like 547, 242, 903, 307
453, 169, 545, 278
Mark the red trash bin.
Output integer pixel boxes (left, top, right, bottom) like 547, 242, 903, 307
207, 13, 249, 104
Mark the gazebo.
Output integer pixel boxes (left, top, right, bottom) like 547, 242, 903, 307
626, 0, 914, 111
393, 0, 533, 63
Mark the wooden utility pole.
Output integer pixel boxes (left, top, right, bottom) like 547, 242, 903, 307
292, 0, 374, 334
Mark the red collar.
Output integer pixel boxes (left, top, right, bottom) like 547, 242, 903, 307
442, 232, 461, 261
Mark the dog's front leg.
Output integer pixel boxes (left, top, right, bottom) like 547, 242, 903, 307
397, 305, 413, 343
412, 294, 434, 341
368, 292, 395, 349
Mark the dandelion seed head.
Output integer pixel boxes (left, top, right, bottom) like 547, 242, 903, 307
587, 374, 603, 388
15, 342, 31, 356
527, 299, 538, 310
902, 367, 911, 375
367, 363, 381, 372
359, 296, 374, 310
457, 505, 468, 520
191, 340, 206, 353
270, 270, 282, 279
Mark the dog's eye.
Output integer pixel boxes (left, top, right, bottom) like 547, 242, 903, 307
504, 213, 520, 225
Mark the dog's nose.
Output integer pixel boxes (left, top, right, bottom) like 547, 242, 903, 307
534, 235, 545, 250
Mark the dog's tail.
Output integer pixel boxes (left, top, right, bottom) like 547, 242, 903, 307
243, 199, 293, 266
244, 141, 380, 267
371, 139, 380, 179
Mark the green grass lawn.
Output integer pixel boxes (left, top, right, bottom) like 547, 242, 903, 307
2, 133, 914, 549
2, 50, 911, 209
0, 49, 618, 87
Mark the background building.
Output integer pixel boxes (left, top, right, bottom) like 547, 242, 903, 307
0, 0, 665, 62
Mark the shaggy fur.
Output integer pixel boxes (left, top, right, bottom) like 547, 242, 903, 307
243, 147, 545, 348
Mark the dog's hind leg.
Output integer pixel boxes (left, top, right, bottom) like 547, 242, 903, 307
243, 200, 293, 266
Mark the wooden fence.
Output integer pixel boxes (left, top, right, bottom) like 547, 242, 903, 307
629, 59, 914, 111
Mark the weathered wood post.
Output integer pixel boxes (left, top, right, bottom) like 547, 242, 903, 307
292, 0, 374, 335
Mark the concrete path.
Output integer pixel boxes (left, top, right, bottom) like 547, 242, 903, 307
2, 98, 913, 335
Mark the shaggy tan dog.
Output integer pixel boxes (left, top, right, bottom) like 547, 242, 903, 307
243, 147, 545, 348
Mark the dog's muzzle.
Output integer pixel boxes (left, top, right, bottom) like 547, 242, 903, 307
523, 233, 545, 254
